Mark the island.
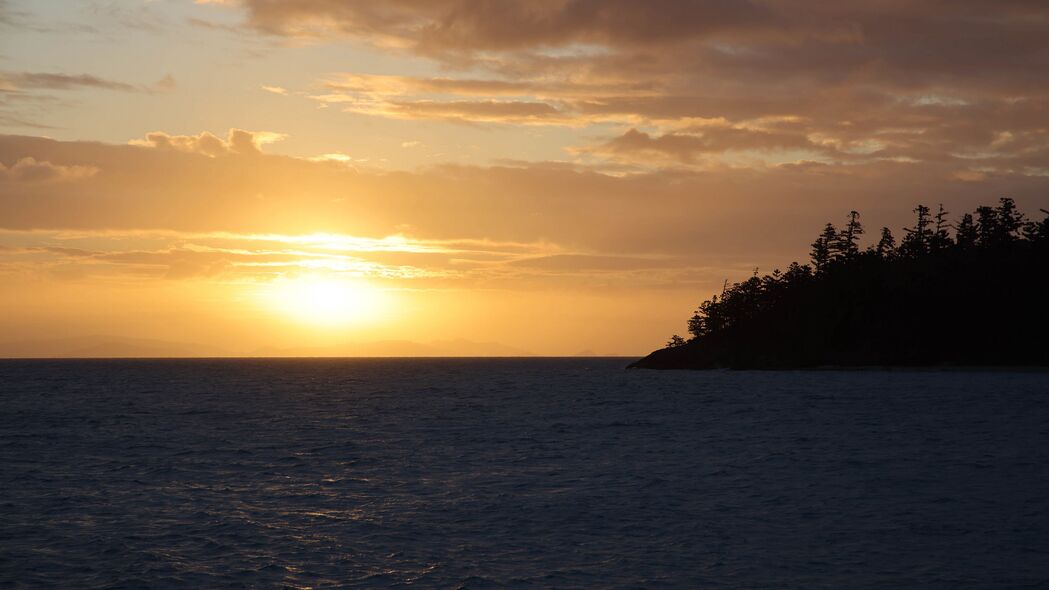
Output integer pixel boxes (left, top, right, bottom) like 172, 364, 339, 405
630, 198, 1049, 369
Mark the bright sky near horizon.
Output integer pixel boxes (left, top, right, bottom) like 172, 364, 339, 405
2, 0, 1049, 356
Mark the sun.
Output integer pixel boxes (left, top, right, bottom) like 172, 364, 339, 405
258, 274, 385, 328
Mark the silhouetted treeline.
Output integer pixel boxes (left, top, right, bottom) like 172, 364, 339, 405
635, 198, 1049, 369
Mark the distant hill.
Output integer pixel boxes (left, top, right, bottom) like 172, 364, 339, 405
252, 338, 534, 358
573, 349, 625, 357
631, 198, 1049, 369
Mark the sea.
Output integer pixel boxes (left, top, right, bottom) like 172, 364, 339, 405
1, 358, 1047, 588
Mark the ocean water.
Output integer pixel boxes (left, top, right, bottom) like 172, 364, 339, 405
1, 359, 1047, 588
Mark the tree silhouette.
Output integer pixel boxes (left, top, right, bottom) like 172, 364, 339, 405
873, 227, 896, 258
810, 223, 837, 272
1024, 209, 1049, 243
687, 295, 722, 339
838, 210, 864, 259
650, 200, 1049, 369
996, 197, 1025, 242
975, 205, 1000, 245
974, 198, 1025, 246
900, 204, 932, 256
956, 213, 977, 248
930, 204, 953, 251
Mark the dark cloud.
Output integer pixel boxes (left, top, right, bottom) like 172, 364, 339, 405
587, 127, 825, 164
230, 0, 772, 49
211, 1, 1049, 169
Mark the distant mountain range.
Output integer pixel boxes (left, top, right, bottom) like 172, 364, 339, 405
0, 335, 534, 358
253, 338, 534, 358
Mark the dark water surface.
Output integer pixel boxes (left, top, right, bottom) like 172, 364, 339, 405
1, 358, 1048, 588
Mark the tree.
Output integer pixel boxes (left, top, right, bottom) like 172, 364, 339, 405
810, 223, 837, 272
783, 261, 813, 283
955, 213, 977, 249
996, 197, 1025, 242
688, 295, 722, 339
838, 210, 864, 258
900, 204, 932, 256
930, 204, 953, 251
975, 205, 999, 245
873, 227, 896, 258
666, 334, 687, 348
1023, 209, 1049, 243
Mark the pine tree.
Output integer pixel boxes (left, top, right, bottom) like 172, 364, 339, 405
782, 261, 813, 284
996, 197, 1025, 242
1023, 209, 1049, 243
955, 213, 977, 248
874, 227, 896, 258
810, 223, 836, 272
838, 210, 864, 258
688, 295, 722, 338
930, 204, 953, 251
975, 205, 999, 245
900, 205, 932, 256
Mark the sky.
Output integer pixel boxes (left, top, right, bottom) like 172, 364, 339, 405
1, 0, 1048, 356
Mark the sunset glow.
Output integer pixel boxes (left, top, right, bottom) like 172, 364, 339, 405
5, 5, 1049, 588
1, 1, 1048, 356
258, 275, 386, 328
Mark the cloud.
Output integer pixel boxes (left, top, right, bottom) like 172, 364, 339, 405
583, 126, 828, 167
308, 152, 352, 163
155, 74, 177, 92
508, 254, 685, 272
130, 128, 288, 157
261, 85, 288, 95
0, 157, 98, 182
309, 73, 642, 125
387, 99, 564, 123
199, 1, 1049, 170
0, 226, 560, 285
0, 72, 139, 92
3, 133, 1048, 264
0, 70, 175, 129
217, 0, 770, 49
319, 73, 647, 100
210, 0, 1049, 87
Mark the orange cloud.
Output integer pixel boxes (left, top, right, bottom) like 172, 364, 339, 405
130, 128, 288, 157
0, 157, 98, 182
3, 133, 1047, 265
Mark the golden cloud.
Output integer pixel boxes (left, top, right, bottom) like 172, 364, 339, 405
129, 128, 288, 157
0, 157, 98, 182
